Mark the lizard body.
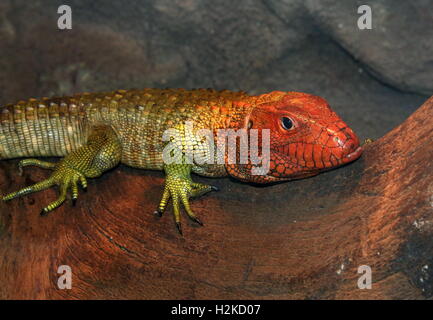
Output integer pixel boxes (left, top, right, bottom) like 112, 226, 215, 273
0, 88, 362, 234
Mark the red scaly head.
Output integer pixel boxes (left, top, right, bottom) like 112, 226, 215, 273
225, 91, 362, 183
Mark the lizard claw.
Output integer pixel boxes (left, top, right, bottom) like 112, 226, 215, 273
154, 209, 163, 217
176, 222, 183, 235
190, 216, 204, 226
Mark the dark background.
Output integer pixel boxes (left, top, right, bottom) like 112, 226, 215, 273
0, 0, 432, 139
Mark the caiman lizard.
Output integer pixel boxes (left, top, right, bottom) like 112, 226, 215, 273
0, 88, 362, 234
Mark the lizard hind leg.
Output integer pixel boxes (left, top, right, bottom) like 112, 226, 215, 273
2, 125, 122, 215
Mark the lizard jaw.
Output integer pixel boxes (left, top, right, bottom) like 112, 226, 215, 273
262, 145, 363, 182
340, 146, 363, 165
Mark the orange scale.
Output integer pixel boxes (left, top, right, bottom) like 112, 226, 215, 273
276, 164, 286, 174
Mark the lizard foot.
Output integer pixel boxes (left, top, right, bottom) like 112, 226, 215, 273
2, 159, 88, 215
2, 125, 121, 216
154, 175, 218, 235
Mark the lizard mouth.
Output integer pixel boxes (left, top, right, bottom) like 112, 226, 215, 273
340, 146, 363, 164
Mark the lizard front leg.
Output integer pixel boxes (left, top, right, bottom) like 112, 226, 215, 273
2, 125, 122, 215
155, 163, 218, 235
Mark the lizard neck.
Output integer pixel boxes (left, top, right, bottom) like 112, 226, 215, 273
227, 101, 255, 130
227, 91, 288, 130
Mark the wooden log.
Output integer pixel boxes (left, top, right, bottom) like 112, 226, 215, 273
1, 97, 433, 299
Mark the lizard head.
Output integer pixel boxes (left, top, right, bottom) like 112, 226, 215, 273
226, 91, 362, 183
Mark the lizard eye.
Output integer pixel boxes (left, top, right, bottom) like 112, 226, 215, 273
281, 117, 294, 130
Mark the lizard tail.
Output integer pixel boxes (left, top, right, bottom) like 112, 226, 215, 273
0, 102, 88, 160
